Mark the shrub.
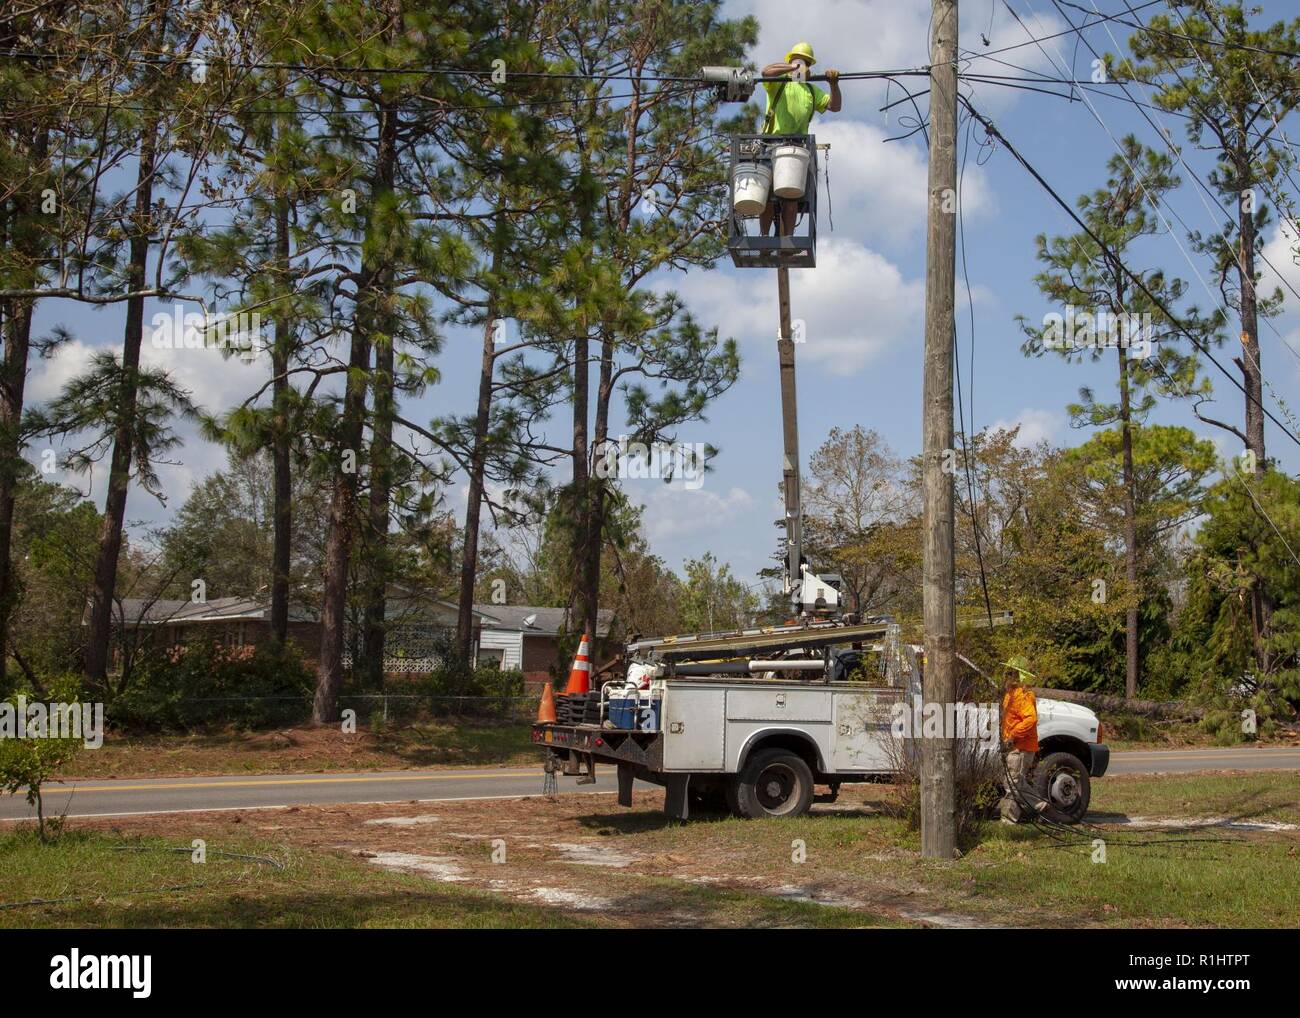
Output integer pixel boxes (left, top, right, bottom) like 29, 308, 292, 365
111, 640, 314, 730
884, 729, 1003, 850
411, 664, 526, 718
0, 678, 87, 839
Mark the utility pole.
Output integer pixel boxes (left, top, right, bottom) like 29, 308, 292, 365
776, 265, 802, 612
920, 0, 958, 859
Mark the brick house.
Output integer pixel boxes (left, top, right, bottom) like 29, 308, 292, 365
110, 593, 492, 675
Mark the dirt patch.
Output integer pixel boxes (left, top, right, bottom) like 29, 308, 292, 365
364, 815, 442, 827
365, 851, 468, 882
1116, 815, 1298, 832
549, 842, 639, 867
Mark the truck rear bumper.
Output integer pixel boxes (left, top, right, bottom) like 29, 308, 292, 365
1089, 743, 1110, 778
532, 723, 664, 770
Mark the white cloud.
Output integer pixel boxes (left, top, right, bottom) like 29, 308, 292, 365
988, 406, 1062, 448
1256, 225, 1300, 382
26, 319, 271, 513
726, 0, 1066, 112
813, 119, 995, 247
633, 483, 755, 544
29, 322, 267, 417
670, 237, 923, 376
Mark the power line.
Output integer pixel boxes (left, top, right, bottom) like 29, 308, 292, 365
2, 47, 930, 85
1056, 0, 1300, 419
0, 49, 708, 82
39, 83, 707, 120
1055, 0, 1300, 60
962, 0, 1164, 62
961, 61, 1300, 564
1005, 0, 1300, 441
958, 95, 1300, 453
955, 108, 995, 628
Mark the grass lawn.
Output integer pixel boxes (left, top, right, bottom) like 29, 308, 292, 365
0, 827, 903, 929
4, 771, 1295, 928
55, 720, 535, 779
1089, 771, 1300, 824
0, 828, 585, 928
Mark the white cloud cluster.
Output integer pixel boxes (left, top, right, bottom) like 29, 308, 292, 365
633, 483, 756, 545
671, 237, 924, 375
812, 119, 995, 247
987, 406, 1063, 448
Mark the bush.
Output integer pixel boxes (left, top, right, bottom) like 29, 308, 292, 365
408, 663, 523, 699
111, 640, 314, 730
0, 677, 86, 839
884, 731, 1004, 850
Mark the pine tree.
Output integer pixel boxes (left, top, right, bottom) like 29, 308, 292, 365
1018, 136, 1221, 696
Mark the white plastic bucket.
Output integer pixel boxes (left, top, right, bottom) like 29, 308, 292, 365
732, 161, 772, 217
771, 144, 810, 199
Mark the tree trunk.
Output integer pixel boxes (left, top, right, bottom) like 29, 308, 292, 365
0, 300, 34, 679
314, 102, 396, 723
1236, 185, 1265, 472
456, 311, 497, 664
455, 231, 504, 665
85, 113, 161, 689
360, 334, 394, 690
571, 327, 589, 635
1234, 155, 1272, 673
584, 333, 614, 650
1117, 344, 1139, 699
270, 196, 292, 645
0, 0, 50, 681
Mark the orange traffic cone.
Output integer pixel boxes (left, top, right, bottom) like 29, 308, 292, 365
537, 682, 557, 723
564, 634, 592, 695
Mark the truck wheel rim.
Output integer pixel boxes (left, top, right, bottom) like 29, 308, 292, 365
756, 763, 798, 813
1048, 769, 1080, 807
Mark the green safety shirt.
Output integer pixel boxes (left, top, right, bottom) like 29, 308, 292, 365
762, 79, 830, 135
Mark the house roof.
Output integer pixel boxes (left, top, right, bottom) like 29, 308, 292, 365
113, 596, 319, 626
474, 604, 615, 638
112, 592, 494, 627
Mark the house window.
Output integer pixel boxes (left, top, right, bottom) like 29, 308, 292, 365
478, 648, 504, 668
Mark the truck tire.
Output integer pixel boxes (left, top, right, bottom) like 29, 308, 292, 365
732, 748, 815, 819
1032, 751, 1091, 824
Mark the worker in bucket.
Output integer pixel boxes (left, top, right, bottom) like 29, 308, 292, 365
759, 42, 841, 238
998, 656, 1050, 823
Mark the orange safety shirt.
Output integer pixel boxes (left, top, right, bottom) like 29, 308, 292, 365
1000, 685, 1039, 753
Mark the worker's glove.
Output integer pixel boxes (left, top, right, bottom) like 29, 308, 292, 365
825, 68, 840, 82
1000, 739, 1013, 753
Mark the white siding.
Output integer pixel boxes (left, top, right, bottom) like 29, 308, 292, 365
478, 629, 524, 670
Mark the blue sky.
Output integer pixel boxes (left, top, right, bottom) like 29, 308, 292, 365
26, 0, 1300, 592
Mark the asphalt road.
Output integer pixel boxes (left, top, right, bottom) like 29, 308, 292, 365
2, 746, 1297, 822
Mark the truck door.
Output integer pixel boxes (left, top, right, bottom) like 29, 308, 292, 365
831, 691, 899, 772
662, 686, 726, 771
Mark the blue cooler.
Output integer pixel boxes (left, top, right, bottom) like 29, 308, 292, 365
608, 697, 639, 729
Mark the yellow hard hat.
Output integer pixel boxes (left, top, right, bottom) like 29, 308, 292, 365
1004, 655, 1036, 679
786, 42, 816, 66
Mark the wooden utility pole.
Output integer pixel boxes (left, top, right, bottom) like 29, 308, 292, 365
776, 265, 802, 608
920, 0, 958, 859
